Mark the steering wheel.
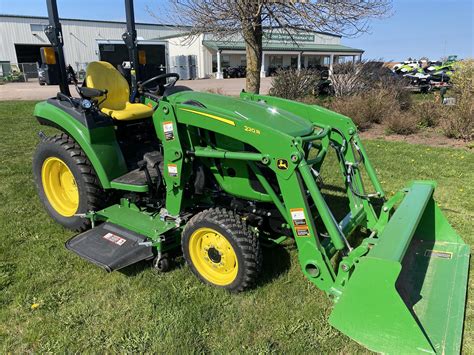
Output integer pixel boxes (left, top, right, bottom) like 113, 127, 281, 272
139, 73, 180, 95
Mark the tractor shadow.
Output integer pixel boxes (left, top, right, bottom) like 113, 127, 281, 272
120, 246, 293, 289
119, 244, 293, 288
119, 259, 154, 277
320, 184, 351, 221
256, 243, 293, 287
321, 183, 384, 218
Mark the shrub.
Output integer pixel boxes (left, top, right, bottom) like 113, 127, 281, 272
328, 87, 403, 130
330, 62, 366, 97
330, 61, 411, 104
441, 59, 474, 140
360, 87, 402, 123
298, 95, 326, 106
385, 111, 420, 135
412, 100, 444, 127
329, 94, 373, 130
380, 79, 413, 110
441, 105, 474, 140
269, 68, 321, 100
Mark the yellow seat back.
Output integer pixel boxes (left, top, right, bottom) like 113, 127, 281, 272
85, 61, 129, 110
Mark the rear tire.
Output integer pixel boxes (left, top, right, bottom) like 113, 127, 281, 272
33, 133, 107, 231
182, 208, 261, 292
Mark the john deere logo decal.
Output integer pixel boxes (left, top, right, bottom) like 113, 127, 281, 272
277, 159, 289, 170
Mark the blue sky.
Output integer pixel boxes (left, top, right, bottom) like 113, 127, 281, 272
0, 0, 472, 61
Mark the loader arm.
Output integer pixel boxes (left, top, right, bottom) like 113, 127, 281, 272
158, 91, 469, 354
157, 91, 385, 293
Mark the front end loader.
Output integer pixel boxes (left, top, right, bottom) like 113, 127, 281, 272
32, 0, 469, 353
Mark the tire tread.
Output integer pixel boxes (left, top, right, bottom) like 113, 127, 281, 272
182, 207, 262, 292
34, 133, 106, 231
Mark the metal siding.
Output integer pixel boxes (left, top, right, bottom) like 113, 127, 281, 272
0, 16, 183, 64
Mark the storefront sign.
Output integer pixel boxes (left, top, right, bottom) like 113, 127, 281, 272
267, 33, 315, 42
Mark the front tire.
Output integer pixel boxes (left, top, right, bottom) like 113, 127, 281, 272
182, 208, 261, 292
33, 133, 106, 231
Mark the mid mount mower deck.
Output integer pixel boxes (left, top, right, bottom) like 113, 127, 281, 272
32, 1, 469, 353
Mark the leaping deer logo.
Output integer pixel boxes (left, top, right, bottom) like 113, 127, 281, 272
277, 159, 289, 170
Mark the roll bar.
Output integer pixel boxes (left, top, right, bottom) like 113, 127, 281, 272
122, 0, 141, 95
44, 0, 140, 98
45, 0, 71, 96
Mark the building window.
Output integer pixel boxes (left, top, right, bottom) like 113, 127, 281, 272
212, 54, 230, 72
269, 55, 283, 67
102, 44, 115, 52
307, 56, 323, 68
30, 24, 47, 32
290, 56, 298, 68
240, 55, 246, 66
222, 55, 230, 68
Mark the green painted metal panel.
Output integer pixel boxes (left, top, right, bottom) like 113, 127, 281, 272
193, 133, 273, 203
329, 182, 469, 354
330, 258, 435, 353
95, 202, 178, 241
277, 172, 336, 291
153, 101, 186, 216
242, 92, 383, 227
34, 101, 127, 188
110, 181, 148, 192
167, 94, 310, 181
370, 182, 434, 261
171, 91, 314, 137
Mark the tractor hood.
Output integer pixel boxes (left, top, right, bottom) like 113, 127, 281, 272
169, 91, 314, 137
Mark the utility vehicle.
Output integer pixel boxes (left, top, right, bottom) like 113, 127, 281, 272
32, 1, 469, 353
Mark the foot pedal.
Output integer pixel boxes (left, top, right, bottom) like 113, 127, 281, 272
65, 222, 154, 272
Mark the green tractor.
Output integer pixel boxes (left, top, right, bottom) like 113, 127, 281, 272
32, 1, 469, 353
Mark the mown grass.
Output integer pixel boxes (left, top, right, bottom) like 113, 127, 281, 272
0, 101, 472, 353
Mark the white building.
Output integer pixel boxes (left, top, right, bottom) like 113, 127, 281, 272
0, 14, 184, 76
0, 14, 364, 80
164, 30, 364, 79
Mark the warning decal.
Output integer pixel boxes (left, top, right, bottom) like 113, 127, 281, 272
295, 226, 310, 237
168, 164, 178, 177
290, 208, 307, 226
163, 121, 175, 141
425, 250, 453, 259
103, 232, 126, 246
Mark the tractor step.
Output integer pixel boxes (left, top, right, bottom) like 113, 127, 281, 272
65, 222, 154, 272
110, 169, 153, 192
112, 168, 149, 186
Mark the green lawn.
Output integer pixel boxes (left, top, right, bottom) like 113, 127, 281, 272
0, 101, 472, 353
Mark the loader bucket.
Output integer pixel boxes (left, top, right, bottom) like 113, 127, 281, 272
329, 182, 469, 354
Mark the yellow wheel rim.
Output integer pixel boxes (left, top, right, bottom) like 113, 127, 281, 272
41, 157, 79, 217
188, 227, 238, 286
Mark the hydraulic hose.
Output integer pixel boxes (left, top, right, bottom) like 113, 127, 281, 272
332, 140, 376, 201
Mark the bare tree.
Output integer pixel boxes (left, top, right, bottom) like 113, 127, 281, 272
150, 1, 391, 94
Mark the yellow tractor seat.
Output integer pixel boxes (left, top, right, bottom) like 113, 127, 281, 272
85, 61, 153, 121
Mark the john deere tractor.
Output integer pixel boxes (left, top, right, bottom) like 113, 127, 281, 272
32, 1, 469, 353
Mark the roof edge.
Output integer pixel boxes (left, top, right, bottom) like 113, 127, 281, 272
0, 13, 191, 28
268, 26, 342, 38
160, 29, 341, 40
202, 40, 364, 53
